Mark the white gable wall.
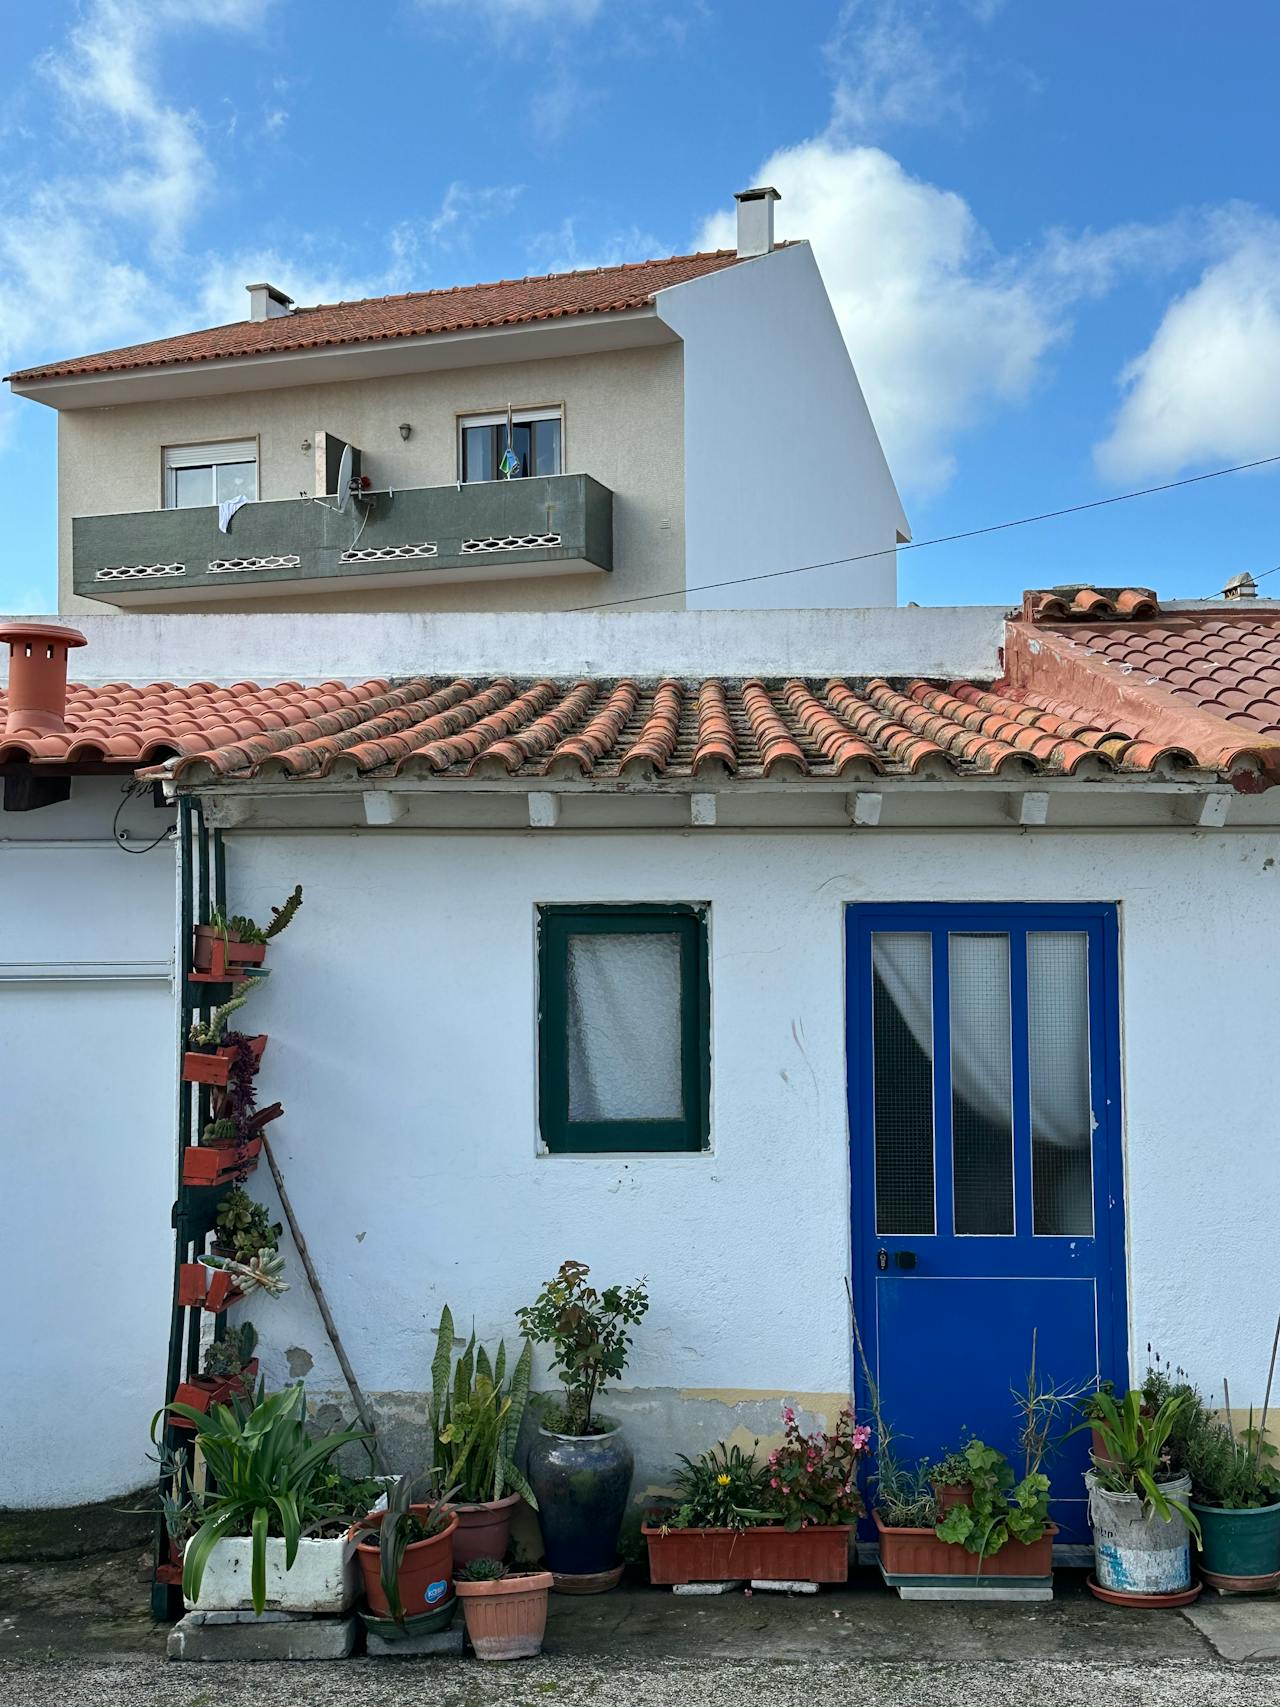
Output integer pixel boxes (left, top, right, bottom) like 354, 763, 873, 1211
657, 243, 909, 612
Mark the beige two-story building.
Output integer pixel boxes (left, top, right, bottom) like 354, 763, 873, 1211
8, 190, 908, 617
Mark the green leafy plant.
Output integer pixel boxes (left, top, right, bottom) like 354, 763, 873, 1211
214, 1187, 281, 1265
932, 1439, 1050, 1559
202, 1321, 258, 1382
427, 1305, 537, 1509
349, 1472, 456, 1625
1072, 1388, 1203, 1540
931, 1450, 974, 1487
169, 1384, 370, 1615
456, 1556, 509, 1583
663, 1440, 772, 1530
516, 1260, 649, 1436
875, 1453, 937, 1529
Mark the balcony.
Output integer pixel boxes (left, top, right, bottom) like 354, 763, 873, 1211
72, 473, 614, 606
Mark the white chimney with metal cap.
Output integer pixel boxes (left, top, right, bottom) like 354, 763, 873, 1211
734, 186, 780, 259
246, 283, 295, 322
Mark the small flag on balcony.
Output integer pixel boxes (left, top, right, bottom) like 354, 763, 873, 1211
498, 446, 522, 479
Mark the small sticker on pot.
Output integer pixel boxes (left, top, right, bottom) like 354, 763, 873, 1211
425, 1579, 449, 1605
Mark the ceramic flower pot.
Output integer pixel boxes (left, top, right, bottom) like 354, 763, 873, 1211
352, 1507, 458, 1621
457, 1570, 554, 1660
1192, 1499, 1280, 1592
526, 1418, 633, 1588
452, 1493, 523, 1568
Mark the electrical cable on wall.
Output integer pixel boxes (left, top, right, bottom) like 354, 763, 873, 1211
113, 779, 176, 854
569, 452, 1280, 613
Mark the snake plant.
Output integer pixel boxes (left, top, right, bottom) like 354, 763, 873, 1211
428, 1305, 537, 1509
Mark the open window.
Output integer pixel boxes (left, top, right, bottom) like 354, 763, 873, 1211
460, 409, 562, 483
537, 904, 710, 1153
163, 441, 257, 509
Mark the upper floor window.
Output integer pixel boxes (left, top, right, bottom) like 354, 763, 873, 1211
163, 440, 258, 509
460, 409, 562, 483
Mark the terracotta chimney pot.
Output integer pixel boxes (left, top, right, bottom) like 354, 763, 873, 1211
0, 622, 87, 736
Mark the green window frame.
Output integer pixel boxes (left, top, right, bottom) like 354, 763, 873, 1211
537, 904, 710, 1154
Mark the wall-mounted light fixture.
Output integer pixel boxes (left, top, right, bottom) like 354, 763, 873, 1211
398, 422, 413, 441
301, 438, 312, 453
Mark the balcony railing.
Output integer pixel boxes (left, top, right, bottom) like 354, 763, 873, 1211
72, 474, 614, 605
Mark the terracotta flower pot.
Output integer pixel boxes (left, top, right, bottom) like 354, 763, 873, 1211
193, 926, 267, 978
352, 1507, 458, 1622
644, 1523, 852, 1584
177, 1263, 241, 1313
452, 1493, 523, 1568
168, 1361, 259, 1427
456, 1570, 554, 1661
933, 1482, 974, 1515
181, 1137, 261, 1187
182, 1035, 268, 1088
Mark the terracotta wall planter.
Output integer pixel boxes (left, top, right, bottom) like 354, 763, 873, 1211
181, 1137, 262, 1187
182, 1035, 268, 1088
644, 1523, 852, 1585
457, 1571, 554, 1661
177, 1263, 241, 1313
933, 1482, 973, 1515
193, 927, 267, 980
168, 1361, 259, 1427
352, 1507, 458, 1622
874, 1513, 1056, 1582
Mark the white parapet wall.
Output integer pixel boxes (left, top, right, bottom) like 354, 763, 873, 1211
0, 604, 1007, 686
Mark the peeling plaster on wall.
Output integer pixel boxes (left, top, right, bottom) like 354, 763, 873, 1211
285, 1346, 314, 1378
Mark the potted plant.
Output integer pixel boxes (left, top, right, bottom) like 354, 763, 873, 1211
349, 1473, 459, 1624
455, 1557, 555, 1660
1077, 1387, 1203, 1605
193, 886, 303, 978
872, 1437, 1056, 1596
1174, 1351, 1280, 1592
169, 1323, 261, 1424
426, 1304, 538, 1566
213, 1186, 283, 1266
644, 1410, 865, 1586
169, 1382, 372, 1615
517, 1259, 649, 1592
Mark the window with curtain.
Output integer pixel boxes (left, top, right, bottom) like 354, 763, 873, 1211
460, 409, 562, 482
538, 905, 709, 1153
163, 440, 258, 509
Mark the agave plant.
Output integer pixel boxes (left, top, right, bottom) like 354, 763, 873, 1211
427, 1305, 537, 1509
167, 1383, 371, 1615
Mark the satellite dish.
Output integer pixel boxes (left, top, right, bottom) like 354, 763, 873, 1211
336, 442, 354, 512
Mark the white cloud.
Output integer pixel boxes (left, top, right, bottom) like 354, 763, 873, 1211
1094, 215, 1280, 482
415, 0, 603, 29
526, 219, 663, 276
827, 1, 969, 138
698, 141, 1061, 494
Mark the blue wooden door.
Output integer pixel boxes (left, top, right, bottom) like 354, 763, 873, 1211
846, 903, 1127, 1542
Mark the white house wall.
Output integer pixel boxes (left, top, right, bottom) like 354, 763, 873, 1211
0, 780, 176, 1506
203, 822, 1280, 1501
657, 243, 908, 612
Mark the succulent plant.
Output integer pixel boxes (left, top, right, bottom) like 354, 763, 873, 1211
455, 1556, 509, 1582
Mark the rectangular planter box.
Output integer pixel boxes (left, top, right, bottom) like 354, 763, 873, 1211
181, 1137, 261, 1187
182, 1035, 268, 1087
643, 1523, 851, 1585
874, 1513, 1056, 1592
169, 1361, 259, 1428
183, 1535, 359, 1614
177, 1262, 242, 1312
193, 927, 268, 978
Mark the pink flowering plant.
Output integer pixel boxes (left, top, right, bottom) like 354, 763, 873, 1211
763, 1405, 870, 1530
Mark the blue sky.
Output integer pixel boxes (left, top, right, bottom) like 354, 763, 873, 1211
1, 0, 1278, 612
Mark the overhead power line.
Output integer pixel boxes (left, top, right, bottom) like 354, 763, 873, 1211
569, 452, 1280, 613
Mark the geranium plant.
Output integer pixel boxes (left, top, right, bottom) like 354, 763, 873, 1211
932, 1438, 1051, 1558
764, 1405, 870, 1530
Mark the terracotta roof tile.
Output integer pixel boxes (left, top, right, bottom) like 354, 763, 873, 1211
8, 252, 748, 383
8, 631, 1278, 789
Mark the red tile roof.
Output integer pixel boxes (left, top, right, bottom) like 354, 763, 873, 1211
0, 673, 1199, 782
6, 252, 746, 383
6, 592, 1280, 788
1000, 590, 1280, 787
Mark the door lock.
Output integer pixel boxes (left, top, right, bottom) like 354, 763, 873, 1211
894, 1250, 917, 1271
877, 1247, 888, 1271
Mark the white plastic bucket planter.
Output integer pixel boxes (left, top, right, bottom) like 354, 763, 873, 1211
1087, 1471, 1193, 1596
184, 1535, 359, 1614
